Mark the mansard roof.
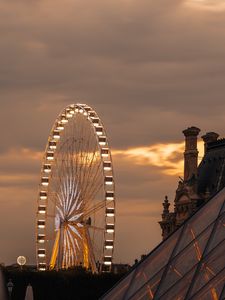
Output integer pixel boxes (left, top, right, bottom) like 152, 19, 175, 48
198, 138, 225, 196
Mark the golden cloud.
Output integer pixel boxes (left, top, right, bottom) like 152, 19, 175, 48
0, 141, 204, 189
185, 0, 225, 11
113, 141, 204, 176
0, 148, 43, 161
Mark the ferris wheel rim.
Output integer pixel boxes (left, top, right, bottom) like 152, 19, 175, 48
36, 103, 115, 272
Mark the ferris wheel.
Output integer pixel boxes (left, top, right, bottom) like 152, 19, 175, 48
36, 104, 115, 273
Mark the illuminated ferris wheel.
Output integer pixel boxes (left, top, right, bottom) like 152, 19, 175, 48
36, 104, 115, 273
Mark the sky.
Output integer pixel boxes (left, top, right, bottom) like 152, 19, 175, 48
1, 0, 225, 266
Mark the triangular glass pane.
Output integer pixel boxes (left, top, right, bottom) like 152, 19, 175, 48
174, 189, 225, 256
155, 223, 213, 298
219, 283, 225, 300
219, 198, 225, 214
129, 286, 152, 300
102, 269, 135, 300
204, 213, 225, 255
125, 230, 180, 299
129, 270, 165, 300
158, 266, 196, 300
190, 267, 225, 300
188, 239, 225, 297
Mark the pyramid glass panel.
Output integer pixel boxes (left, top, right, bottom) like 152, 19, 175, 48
101, 188, 225, 300
187, 239, 225, 298
190, 267, 225, 300
219, 284, 225, 300
155, 223, 213, 298
205, 212, 225, 255
104, 269, 136, 300
173, 190, 225, 256
158, 267, 196, 300
128, 267, 165, 300
119, 229, 181, 299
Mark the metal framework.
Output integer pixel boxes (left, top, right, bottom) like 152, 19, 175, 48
36, 104, 115, 272
102, 187, 225, 300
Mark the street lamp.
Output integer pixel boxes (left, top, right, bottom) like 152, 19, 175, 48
17, 256, 26, 270
7, 279, 14, 300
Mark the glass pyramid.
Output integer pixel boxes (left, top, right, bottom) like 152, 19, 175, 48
102, 187, 225, 300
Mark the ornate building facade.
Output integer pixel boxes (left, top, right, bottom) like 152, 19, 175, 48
159, 126, 225, 240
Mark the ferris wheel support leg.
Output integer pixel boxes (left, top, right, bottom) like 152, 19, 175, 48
49, 230, 60, 270
86, 229, 98, 273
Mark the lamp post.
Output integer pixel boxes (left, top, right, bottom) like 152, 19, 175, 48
7, 279, 14, 300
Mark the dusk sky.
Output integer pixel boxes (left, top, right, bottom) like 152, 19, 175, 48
1, 0, 225, 266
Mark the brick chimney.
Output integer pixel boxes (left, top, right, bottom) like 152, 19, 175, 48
183, 127, 200, 181
202, 132, 219, 154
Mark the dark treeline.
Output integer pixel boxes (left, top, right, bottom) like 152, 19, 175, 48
2, 266, 125, 300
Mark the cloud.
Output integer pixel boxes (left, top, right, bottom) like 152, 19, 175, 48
185, 0, 225, 11
114, 143, 184, 176
113, 140, 204, 176
1, 0, 225, 152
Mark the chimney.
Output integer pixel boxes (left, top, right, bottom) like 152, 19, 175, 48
202, 132, 219, 154
183, 126, 200, 181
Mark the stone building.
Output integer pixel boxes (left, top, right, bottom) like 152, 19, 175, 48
159, 126, 225, 240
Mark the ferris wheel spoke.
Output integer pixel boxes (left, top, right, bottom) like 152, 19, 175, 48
67, 189, 81, 217
68, 198, 83, 219
84, 180, 103, 211
64, 176, 70, 208
81, 149, 100, 194
56, 205, 64, 220
57, 192, 64, 209
63, 176, 70, 213
88, 225, 105, 231
56, 192, 64, 211
67, 172, 75, 203
56, 159, 78, 216
66, 198, 81, 220
66, 184, 79, 215
77, 143, 99, 194
64, 176, 73, 214
68, 212, 83, 222
59, 147, 81, 209
68, 224, 82, 239
82, 174, 102, 206
55, 159, 67, 202
72, 139, 81, 186
85, 153, 102, 188
79, 146, 97, 192
83, 200, 106, 219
